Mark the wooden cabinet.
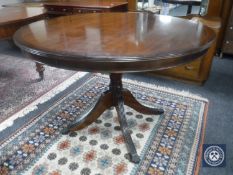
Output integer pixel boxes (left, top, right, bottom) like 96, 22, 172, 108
153, 58, 203, 81
152, 16, 221, 85
222, 5, 233, 55
143, 0, 228, 85
43, 2, 128, 17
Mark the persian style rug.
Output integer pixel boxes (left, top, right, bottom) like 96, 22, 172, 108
0, 53, 75, 124
0, 74, 208, 175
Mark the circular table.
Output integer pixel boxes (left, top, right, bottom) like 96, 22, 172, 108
14, 12, 215, 163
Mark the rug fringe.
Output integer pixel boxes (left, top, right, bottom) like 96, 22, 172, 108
0, 72, 88, 132
186, 104, 205, 175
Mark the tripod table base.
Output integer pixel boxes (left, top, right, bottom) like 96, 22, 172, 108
61, 73, 164, 163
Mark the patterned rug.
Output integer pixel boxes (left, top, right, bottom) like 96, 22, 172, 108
0, 74, 208, 175
0, 53, 75, 124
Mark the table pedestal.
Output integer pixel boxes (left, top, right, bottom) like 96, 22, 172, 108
62, 73, 164, 163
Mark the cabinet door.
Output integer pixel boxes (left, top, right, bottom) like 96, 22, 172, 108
222, 6, 233, 55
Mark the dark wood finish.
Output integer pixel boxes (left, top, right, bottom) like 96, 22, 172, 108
0, 7, 47, 39
14, 13, 215, 73
61, 73, 164, 163
155, 16, 221, 84
127, 0, 137, 10
65, 90, 113, 131
35, 62, 45, 80
14, 12, 215, 162
219, 0, 233, 52
0, 7, 47, 79
203, 0, 233, 53
43, 1, 128, 8
174, 0, 233, 55
221, 4, 233, 55
123, 90, 162, 114
127, 0, 229, 84
1, 0, 136, 13
43, 1, 128, 16
151, 0, 224, 84
2, 1, 128, 16
205, 0, 223, 17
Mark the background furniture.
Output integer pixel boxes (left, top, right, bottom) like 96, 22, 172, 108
154, 16, 221, 84
0, 6, 47, 79
0, 7, 46, 40
136, 0, 233, 84
162, 0, 201, 14
145, 0, 221, 84
201, 0, 233, 55
43, 1, 128, 17
135, 0, 233, 55
5, 0, 136, 11
221, 4, 233, 56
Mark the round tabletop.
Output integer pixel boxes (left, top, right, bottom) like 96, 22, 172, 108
14, 12, 215, 73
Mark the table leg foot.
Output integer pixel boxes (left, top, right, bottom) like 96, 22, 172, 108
35, 62, 45, 80
61, 128, 70, 135
129, 154, 141, 163
61, 91, 113, 134
123, 89, 164, 115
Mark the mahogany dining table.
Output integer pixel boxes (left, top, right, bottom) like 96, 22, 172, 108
13, 12, 215, 163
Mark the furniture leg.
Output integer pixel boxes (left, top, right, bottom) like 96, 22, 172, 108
111, 74, 141, 163
115, 92, 141, 163
35, 62, 45, 80
123, 89, 164, 115
61, 90, 113, 134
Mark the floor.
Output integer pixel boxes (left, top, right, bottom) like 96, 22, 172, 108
1, 37, 233, 174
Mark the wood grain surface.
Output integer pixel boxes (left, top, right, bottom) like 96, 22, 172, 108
14, 12, 215, 73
